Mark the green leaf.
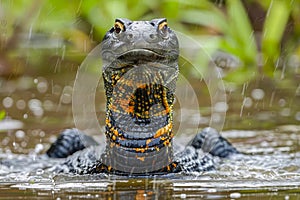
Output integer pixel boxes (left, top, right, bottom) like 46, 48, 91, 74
223, 65, 256, 84
262, 0, 291, 75
226, 0, 258, 65
0, 110, 6, 121
180, 9, 229, 32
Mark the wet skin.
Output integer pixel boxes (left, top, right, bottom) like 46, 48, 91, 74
46, 18, 239, 175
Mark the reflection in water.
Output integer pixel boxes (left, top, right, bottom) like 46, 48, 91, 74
1, 129, 300, 199
0, 73, 300, 199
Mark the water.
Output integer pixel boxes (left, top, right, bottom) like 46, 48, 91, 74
0, 72, 300, 199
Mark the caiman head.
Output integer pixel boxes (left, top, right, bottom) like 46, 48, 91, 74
100, 18, 179, 174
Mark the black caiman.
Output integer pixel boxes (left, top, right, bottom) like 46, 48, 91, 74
46, 18, 239, 176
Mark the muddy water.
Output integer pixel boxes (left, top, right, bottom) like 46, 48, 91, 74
0, 71, 300, 199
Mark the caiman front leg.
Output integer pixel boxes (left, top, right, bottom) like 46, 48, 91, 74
175, 127, 239, 173
47, 129, 98, 158
189, 127, 239, 158
46, 129, 104, 174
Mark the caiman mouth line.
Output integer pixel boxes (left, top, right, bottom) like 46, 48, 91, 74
117, 49, 167, 62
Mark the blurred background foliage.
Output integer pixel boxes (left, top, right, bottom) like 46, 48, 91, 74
0, 0, 299, 82
0, 0, 299, 130
0, 0, 300, 79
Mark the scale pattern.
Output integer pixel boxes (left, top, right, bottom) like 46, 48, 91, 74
46, 18, 239, 175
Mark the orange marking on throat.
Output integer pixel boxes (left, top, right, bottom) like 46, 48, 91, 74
154, 123, 172, 138
134, 148, 146, 153
136, 156, 145, 162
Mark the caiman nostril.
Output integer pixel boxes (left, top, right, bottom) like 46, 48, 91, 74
149, 34, 155, 39
127, 34, 133, 39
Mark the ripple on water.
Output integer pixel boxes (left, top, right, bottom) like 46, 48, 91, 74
0, 129, 300, 198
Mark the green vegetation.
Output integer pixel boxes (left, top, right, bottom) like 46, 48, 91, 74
0, 0, 299, 83
0, 110, 5, 121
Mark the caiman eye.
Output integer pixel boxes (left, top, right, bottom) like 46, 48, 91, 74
114, 21, 124, 34
158, 21, 168, 34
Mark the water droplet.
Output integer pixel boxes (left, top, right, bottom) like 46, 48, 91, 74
295, 112, 300, 121
211, 113, 222, 123
285, 195, 290, 200
60, 86, 73, 104
251, 88, 265, 100
39, 131, 45, 137
230, 192, 241, 198
2, 97, 13, 108
243, 97, 252, 108
16, 99, 26, 110
278, 99, 286, 107
214, 102, 228, 112
36, 168, 44, 175
21, 141, 27, 147
49, 135, 57, 143
43, 100, 54, 111
280, 108, 291, 117
28, 99, 44, 117
15, 130, 25, 139
34, 143, 44, 153
207, 188, 217, 193
180, 193, 186, 198
296, 84, 300, 96
52, 84, 62, 95
37, 81, 48, 93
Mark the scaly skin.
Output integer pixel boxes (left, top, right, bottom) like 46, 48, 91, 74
46, 19, 239, 175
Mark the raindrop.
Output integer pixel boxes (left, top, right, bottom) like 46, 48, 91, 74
43, 100, 54, 111
36, 168, 44, 175
28, 99, 44, 117
15, 130, 25, 139
251, 88, 265, 100
39, 131, 45, 137
296, 84, 300, 96
214, 102, 228, 112
21, 141, 27, 147
60, 86, 73, 104
288, 54, 300, 69
23, 114, 28, 119
49, 135, 57, 143
207, 188, 217, 193
34, 143, 44, 153
240, 97, 252, 117
295, 112, 300, 121
280, 108, 291, 117
28, 99, 42, 109
2, 137, 10, 145
37, 81, 48, 93
230, 192, 241, 199
285, 195, 290, 200
180, 193, 186, 199
16, 99, 26, 110
278, 99, 286, 107
17, 76, 33, 90
211, 113, 222, 123
52, 84, 62, 96
2, 97, 13, 108
243, 97, 252, 108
